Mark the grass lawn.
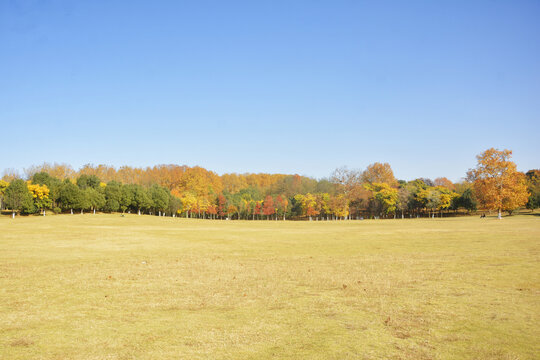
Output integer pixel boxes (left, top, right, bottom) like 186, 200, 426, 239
0, 214, 539, 359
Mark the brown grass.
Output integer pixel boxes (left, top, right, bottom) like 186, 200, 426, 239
0, 213, 539, 359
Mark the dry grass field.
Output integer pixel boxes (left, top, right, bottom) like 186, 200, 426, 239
0, 214, 539, 359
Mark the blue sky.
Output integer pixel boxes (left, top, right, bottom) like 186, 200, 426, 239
1, 0, 539, 182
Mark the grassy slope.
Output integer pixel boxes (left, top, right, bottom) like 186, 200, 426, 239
0, 214, 538, 359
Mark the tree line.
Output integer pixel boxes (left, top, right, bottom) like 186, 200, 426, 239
0, 148, 538, 219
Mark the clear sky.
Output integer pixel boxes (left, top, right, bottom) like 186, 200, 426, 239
1, 0, 539, 182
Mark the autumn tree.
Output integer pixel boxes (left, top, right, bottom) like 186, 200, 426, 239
361, 163, 398, 187
217, 194, 227, 219
227, 204, 238, 219
253, 201, 262, 220
468, 148, 529, 218
262, 195, 275, 220
329, 194, 349, 220
434, 177, 455, 191
276, 195, 289, 220
397, 186, 410, 218
364, 183, 398, 217
28, 182, 52, 215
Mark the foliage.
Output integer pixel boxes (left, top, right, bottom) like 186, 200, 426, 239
27, 182, 52, 211
525, 170, 540, 210
361, 163, 398, 187
364, 182, 398, 215
469, 148, 529, 216
58, 180, 82, 211
4, 179, 35, 214
2, 148, 535, 219
76, 174, 101, 190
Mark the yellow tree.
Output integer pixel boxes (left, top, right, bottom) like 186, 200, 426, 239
180, 192, 197, 218
364, 183, 398, 217
436, 186, 459, 213
469, 148, 529, 219
0, 180, 8, 210
361, 163, 398, 187
27, 182, 52, 215
329, 194, 349, 220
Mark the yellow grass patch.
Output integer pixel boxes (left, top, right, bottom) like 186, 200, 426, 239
1, 214, 539, 359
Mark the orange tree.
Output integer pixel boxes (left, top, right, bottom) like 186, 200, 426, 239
468, 148, 529, 218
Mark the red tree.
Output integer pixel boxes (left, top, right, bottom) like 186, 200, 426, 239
262, 195, 275, 219
253, 202, 262, 220
207, 204, 217, 219
276, 195, 288, 220
217, 194, 227, 218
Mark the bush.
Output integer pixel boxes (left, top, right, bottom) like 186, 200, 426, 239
53, 207, 61, 214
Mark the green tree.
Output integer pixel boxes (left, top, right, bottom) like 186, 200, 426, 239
0, 180, 8, 210
76, 174, 101, 190
84, 187, 106, 214
525, 170, 540, 211
133, 185, 152, 215
149, 184, 170, 215
104, 181, 122, 212
120, 184, 135, 213
452, 188, 477, 212
58, 180, 82, 213
4, 179, 35, 215
32, 172, 61, 207
167, 195, 182, 216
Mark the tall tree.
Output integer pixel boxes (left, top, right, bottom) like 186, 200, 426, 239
468, 148, 529, 218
